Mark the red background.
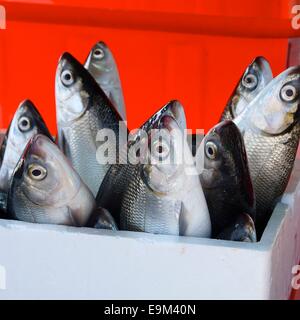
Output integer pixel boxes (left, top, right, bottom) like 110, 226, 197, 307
0, 0, 299, 133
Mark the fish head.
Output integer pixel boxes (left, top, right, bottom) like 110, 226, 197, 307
0, 99, 51, 182
218, 213, 257, 242
9, 134, 83, 209
200, 121, 254, 198
201, 121, 238, 187
7, 99, 51, 146
140, 101, 187, 196
84, 41, 116, 76
55, 52, 96, 124
241, 216, 257, 242
231, 213, 257, 242
230, 56, 273, 118
243, 66, 300, 135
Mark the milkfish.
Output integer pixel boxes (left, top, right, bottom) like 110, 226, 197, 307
198, 120, 256, 238
55, 52, 126, 196
234, 66, 300, 235
97, 100, 211, 237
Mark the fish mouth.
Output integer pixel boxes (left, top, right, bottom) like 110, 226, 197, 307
213, 120, 237, 134
247, 230, 257, 242
96, 41, 107, 48
57, 52, 82, 83
242, 213, 257, 242
58, 52, 78, 69
27, 134, 53, 160
168, 100, 186, 131
211, 120, 242, 144
253, 56, 270, 72
11, 134, 50, 170
19, 99, 52, 140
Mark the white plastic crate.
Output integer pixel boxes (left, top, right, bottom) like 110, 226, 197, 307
0, 159, 299, 300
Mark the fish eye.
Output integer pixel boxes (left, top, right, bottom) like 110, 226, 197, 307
27, 164, 47, 181
18, 116, 31, 132
152, 139, 170, 161
93, 48, 105, 60
242, 73, 258, 90
205, 141, 218, 160
280, 84, 298, 102
61, 69, 75, 86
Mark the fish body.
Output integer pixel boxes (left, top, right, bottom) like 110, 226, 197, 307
220, 57, 273, 121
56, 52, 125, 196
84, 41, 126, 120
234, 66, 300, 235
217, 213, 257, 242
97, 100, 211, 237
7, 134, 95, 226
199, 120, 255, 237
0, 100, 51, 210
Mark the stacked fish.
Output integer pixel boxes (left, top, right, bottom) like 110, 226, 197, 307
0, 42, 299, 243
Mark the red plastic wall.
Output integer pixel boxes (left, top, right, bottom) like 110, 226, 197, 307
0, 0, 298, 133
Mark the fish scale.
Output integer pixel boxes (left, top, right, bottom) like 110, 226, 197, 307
121, 171, 146, 231
244, 123, 300, 230
120, 167, 181, 234
61, 108, 111, 197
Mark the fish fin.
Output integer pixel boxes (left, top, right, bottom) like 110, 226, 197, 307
88, 207, 119, 230
59, 130, 71, 159
178, 202, 187, 236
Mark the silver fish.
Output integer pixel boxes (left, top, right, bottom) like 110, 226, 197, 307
84, 41, 126, 120
220, 57, 273, 121
199, 120, 255, 238
55, 52, 125, 196
7, 134, 95, 226
217, 213, 257, 242
97, 100, 211, 237
0, 100, 51, 210
234, 66, 300, 235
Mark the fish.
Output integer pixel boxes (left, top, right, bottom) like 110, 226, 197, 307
88, 207, 119, 230
0, 207, 8, 220
97, 100, 211, 237
7, 134, 95, 226
234, 66, 300, 236
55, 52, 125, 197
199, 120, 255, 238
220, 56, 273, 121
217, 213, 257, 242
84, 41, 126, 120
0, 100, 52, 210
